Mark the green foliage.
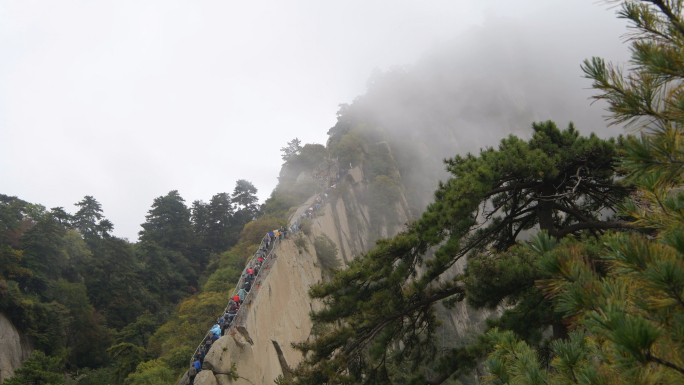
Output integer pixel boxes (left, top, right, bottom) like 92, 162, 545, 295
364, 140, 395, 181
20, 212, 68, 293
330, 133, 364, 168
50, 279, 112, 368
115, 312, 156, 351
313, 235, 340, 271
294, 122, 631, 384
72, 196, 113, 242
148, 291, 226, 356
106, 343, 146, 383
1, 182, 264, 382
281, 138, 303, 162
202, 266, 241, 292
369, 174, 401, 232
0, 281, 64, 355
294, 234, 309, 254
73, 367, 116, 385
482, 329, 598, 385
475, 3, 684, 384
4, 351, 65, 385
160, 346, 194, 372
300, 218, 312, 235
228, 362, 240, 381
287, 143, 327, 171
85, 236, 145, 329
138, 190, 193, 253
125, 359, 175, 385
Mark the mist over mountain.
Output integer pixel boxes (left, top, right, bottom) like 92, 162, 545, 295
326, 12, 629, 210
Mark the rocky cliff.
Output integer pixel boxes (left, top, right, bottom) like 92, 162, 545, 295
0, 313, 33, 383
191, 162, 492, 385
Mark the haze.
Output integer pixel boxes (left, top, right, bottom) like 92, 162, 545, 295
0, 1, 630, 240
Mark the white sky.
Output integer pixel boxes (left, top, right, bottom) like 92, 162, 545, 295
0, 1, 631, 240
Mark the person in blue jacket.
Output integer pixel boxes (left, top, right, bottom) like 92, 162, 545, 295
211, 324, 221, 338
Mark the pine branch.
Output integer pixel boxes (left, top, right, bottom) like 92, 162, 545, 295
646, 0, 684, 37
484, 182, 542, 198
550, 220, 637, 238
341, 285, 464, 357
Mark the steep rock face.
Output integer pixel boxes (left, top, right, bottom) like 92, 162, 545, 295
0, 313, 33, 383
307, 164, 411, 261
197, 166, 410, 384
199, 240, 323, 385
195, 164, 491, 384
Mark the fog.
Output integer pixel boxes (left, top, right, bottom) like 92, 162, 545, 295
0, 1, 630, 240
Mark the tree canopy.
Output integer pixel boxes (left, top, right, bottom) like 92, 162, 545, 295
1, 181, 263, 384
281, 138, 303, 162
293, 121, 634, 384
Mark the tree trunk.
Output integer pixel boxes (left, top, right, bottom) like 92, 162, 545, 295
552, 321, 568, 340
536, 186, 555, 233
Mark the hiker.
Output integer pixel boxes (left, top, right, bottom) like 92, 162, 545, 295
228, 300, 239, 312
244, 280, 251, 292
197, 348, 205, 367
247, 268, 254, 277
238, 287, 247, 302
253, 264, 260, 276
205, 337, 212, 352
211, 323, 221, 339
232, 294, 241, 304
245, 272, 254, 284
189, 362, 198, 385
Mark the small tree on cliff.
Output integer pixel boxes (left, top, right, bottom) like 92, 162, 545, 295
293, 121, 634, 384
281, 138, 303, 162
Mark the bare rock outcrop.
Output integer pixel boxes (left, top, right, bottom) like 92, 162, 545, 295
194, 370, 218, 385
0, 313, 33, 383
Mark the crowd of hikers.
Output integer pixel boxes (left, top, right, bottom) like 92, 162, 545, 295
185, 171, 338, 384
186, 229, 285, 384
299, 193, 327, 220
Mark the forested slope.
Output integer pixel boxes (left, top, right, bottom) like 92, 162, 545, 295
0, 181, 261, 384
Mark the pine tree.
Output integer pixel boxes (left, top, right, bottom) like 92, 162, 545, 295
138, 190, 193, 252
73, 196, 113, 241
478, 1, 684, 383
281, 138, 303, 162
294, 122, 633, 384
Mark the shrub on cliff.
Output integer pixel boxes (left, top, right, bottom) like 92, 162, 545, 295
313, 235, 340, 271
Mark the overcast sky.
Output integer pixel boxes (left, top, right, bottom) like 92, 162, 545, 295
0, 1, 631, 240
